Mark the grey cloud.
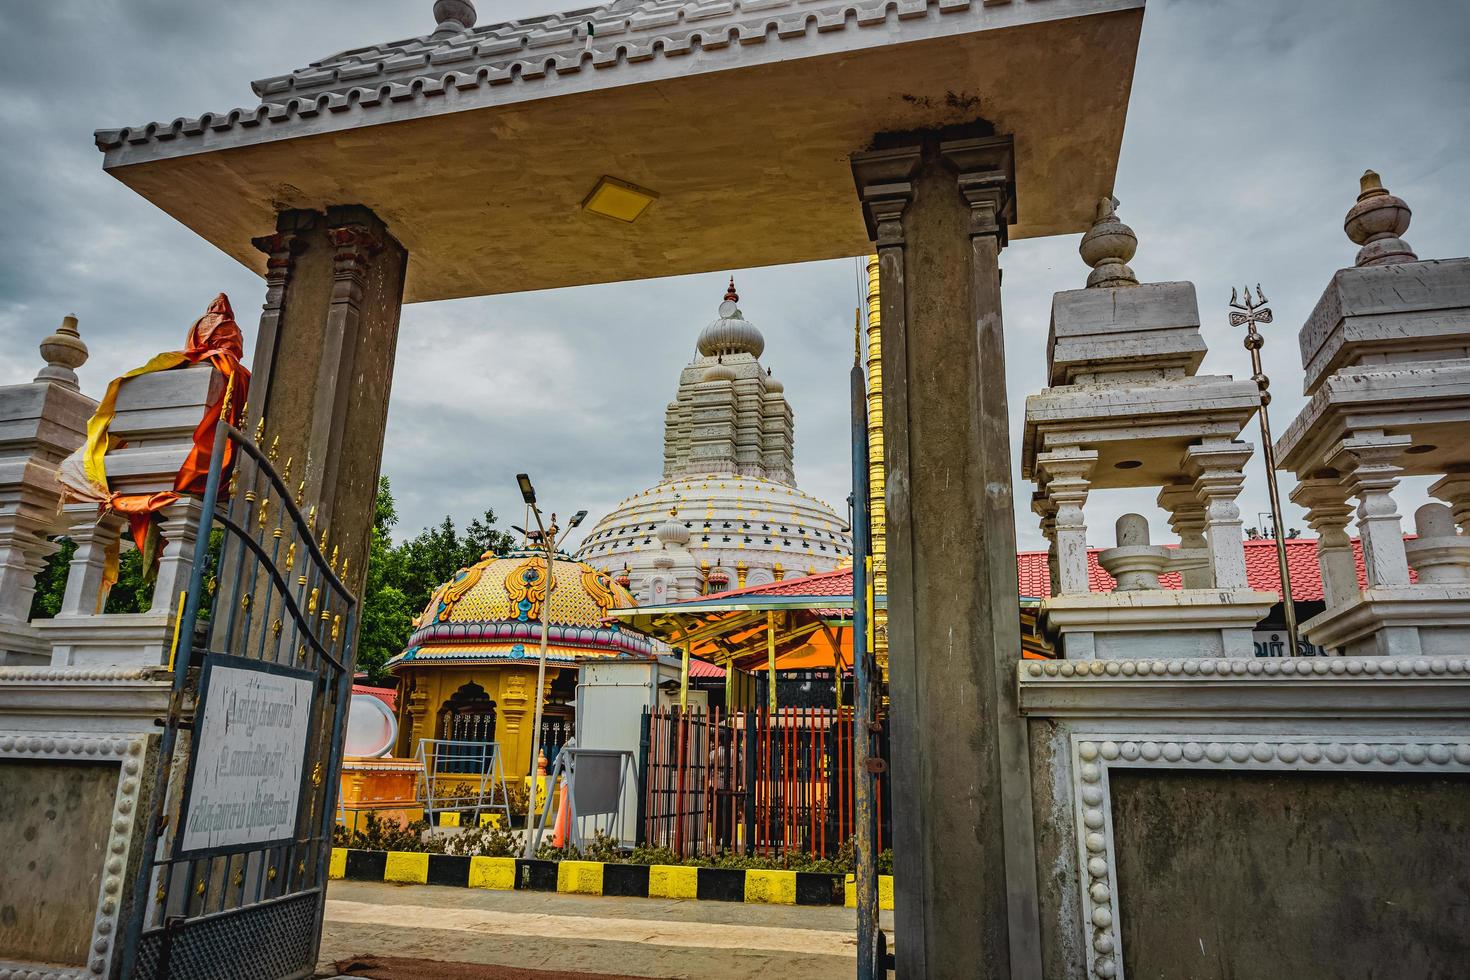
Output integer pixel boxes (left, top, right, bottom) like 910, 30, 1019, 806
2, 0, 1466, 558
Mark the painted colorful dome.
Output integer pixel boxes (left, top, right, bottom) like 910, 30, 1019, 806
387, 549, 651, 671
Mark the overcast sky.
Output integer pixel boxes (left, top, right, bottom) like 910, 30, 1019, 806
2, 0, 1466, 556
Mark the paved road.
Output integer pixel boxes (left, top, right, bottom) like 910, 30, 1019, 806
320, 880, 893, 979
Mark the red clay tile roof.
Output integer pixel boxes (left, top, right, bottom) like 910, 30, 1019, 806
683, 566, 856, 601
352, 684, 398, 711
1015, 538, 1382, 601
688, 657, 726, 679
718, 539, 1389, 603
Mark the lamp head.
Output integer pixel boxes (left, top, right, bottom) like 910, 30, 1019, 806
569, 509, 588, 529
516, 473, 536, 505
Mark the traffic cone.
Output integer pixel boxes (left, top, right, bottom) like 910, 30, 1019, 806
552, 783, 570, 848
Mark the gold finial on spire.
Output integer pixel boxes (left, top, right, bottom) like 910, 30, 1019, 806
306, 505, 317, 532
295, 480, 306, 507
267, 435, 280, 462
255, 416, 266, 443
281, 456, 293, 484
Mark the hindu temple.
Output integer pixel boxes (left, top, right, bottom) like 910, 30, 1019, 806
386, 548, 649, 779
576, 279, 852, 598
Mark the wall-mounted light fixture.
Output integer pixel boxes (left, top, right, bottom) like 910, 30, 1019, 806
581, 175, 659, 223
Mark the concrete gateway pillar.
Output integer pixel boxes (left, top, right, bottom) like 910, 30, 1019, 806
852, 134, 1043, 980
248, 205, 408, 601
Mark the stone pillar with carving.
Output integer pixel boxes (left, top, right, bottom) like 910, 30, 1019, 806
1330, 433, 1413, 589
1291, 475, 1360, 609
1024, 200, 1274, 662
1275, 170, 1470, 656
1184, 438, 1254, 590
1036, 448, 1097, 595
1157, 481, 1211, 589
0, 317, 96, 662
852, 134, 1042, 980
246, 206, 408, 611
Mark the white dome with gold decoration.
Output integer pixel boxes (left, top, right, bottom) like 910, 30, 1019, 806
386, 549, 651, 672
574, 278, 851, 600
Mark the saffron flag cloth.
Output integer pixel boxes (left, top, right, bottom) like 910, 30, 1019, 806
59, 293, 251, 571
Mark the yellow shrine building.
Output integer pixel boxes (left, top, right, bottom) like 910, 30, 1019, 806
386, 549, 649, 780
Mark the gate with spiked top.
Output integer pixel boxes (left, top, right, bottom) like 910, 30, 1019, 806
122, 420, 356, 980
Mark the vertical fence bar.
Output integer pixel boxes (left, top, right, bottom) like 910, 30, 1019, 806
635, 710, 651, 846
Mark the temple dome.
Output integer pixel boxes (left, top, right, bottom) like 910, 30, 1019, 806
388, 549, 650, 670
696, 277, 764, 358
703, 360, 737, 382
576, 476, 851, 588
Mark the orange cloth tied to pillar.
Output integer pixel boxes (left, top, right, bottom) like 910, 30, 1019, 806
78, 293, 251, 559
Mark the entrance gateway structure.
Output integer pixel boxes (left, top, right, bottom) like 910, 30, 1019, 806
85, 1, 1145, 976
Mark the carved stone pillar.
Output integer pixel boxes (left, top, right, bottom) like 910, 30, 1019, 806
1031, 490, 1060, 599
1184, 438, 1254, 590
1036, 448, 1097, 596
1157, 481, 1211, 589
852, 134, 1040, 980
1428, 467, 1470, 537
147, 498, 205, 615
1291, 474, 1360, 609
1328, 432, 1412, 589
57, 506, 128, 617
246, 206, 407, 639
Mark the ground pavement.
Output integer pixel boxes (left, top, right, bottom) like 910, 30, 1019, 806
319, 879, 893, 979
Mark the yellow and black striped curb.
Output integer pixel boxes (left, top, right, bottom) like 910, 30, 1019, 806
330, 848, 894, 908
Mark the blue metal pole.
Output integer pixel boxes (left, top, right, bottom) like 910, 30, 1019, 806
851, 356, 879, 980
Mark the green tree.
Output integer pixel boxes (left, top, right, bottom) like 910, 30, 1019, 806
355, 477, 414, 682
29, 536, 151, 619
354, 478, 515, 683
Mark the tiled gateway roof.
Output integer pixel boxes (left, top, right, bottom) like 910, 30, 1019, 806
724, 539, 1382, 604
95, 0, 1085, 152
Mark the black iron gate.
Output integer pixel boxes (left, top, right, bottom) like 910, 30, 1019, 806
122, 422, 356, 979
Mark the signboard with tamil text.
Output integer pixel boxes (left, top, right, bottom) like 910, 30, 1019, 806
180, 658, 316, 854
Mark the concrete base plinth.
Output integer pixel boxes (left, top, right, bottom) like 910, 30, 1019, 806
1042, 589, 1278, 659
35, 612, 176, 668
1302, 586, 1470, 656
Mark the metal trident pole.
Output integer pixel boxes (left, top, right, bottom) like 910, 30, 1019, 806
1230, 284, 1300, 656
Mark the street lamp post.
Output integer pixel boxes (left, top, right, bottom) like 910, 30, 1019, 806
513, 473, 586, 857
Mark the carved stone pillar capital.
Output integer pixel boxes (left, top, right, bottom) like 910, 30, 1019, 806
939, 136, 1016, 244
1428, 467, 1470, 537
1291, 473, 1359, 608
850, 146, 920, 248
1328, 431, 1412, 588
1157, 481, 1210, 588
1183, 438, 1254, 590
1037, 447, 1098, 595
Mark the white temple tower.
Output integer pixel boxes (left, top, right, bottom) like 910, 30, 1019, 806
576, 279, 851, 599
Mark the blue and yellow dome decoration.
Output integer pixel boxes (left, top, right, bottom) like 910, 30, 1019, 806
387, 550, 650, 671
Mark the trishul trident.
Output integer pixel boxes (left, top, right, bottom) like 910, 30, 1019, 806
1229, 284, 1300, 657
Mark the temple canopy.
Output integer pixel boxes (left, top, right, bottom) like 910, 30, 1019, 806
94, 0, 1144, 301
609, 567, 863, 672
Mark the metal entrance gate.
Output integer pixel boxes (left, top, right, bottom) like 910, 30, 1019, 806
122, 422, 356, 979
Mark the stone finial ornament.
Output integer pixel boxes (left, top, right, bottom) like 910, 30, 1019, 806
1344, 170, 1416, 267
1079, 196, 1138, 288
35, 314, 88, 390
432, 0, 477, 31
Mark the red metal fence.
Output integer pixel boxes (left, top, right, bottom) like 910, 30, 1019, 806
638, 706, 890, 859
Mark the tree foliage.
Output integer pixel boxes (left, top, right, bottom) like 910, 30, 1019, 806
354, 477, 515, 682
